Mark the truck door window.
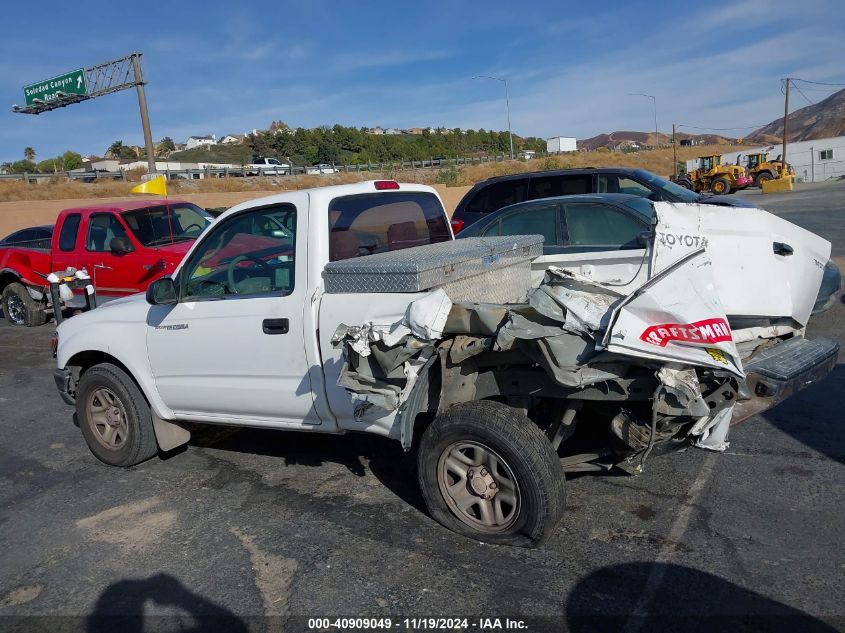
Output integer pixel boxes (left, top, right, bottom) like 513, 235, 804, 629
328, 192, 450, 261
490, 203, 559, 246
527, 175, 590, 200
563, 203, 645, 249
58, 214, 82, 251
86, 214, 129, 252
183, 204, 296, 299
465, 179, 528, 214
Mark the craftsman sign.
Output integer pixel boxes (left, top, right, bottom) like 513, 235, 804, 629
640, 317, 732, 347
24, 69, 87, 106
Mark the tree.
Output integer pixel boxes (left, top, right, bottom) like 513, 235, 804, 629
61, 150, 83, 170
7, 160, 37, 173
158, 137, 176, 154
24, 147, 35, 162
107, 141, 125, 159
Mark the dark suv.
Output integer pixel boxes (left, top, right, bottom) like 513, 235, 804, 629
450, 167, 752, 233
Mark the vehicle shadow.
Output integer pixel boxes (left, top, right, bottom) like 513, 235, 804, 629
187, 425, 427, 513
756, 363, 845, 463
86, 573, 248, 633
565, 562, 839, 633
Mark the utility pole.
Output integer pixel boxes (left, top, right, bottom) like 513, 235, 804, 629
131, 54, 157, 175
473, 75, 514, 160
781, 78, 790, 178
672, 123, 677, 177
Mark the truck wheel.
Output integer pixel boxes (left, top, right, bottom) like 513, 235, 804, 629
417, 401, 565, 547
711, 178, 730, 195
755, 171, 773, 187
76, 363, 159, 467
2, 282, 47, 327
676, 178, 693, 190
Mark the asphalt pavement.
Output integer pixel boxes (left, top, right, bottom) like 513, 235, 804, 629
0, 182, 843, 633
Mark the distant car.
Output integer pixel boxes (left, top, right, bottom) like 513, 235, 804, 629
457, 192, 840, 314
450, 167, 755, 233
0, 225, 53, 248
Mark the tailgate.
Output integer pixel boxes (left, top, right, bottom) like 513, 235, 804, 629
652, 202, 831, 327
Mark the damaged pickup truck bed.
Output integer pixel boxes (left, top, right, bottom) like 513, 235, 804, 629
54, 184, 838, 547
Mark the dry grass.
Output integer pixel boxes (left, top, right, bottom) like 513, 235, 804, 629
0, 144, 742, 202
0, 171, 378, 203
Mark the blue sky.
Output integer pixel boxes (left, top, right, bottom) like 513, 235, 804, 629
1, 0, 843, 163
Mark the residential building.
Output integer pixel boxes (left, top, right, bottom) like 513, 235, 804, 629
220, 134, 246, 145
185, 135, 217, 149
367, 127, 385, 135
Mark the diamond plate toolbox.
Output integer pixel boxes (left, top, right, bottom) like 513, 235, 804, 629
323, 235, 544, 301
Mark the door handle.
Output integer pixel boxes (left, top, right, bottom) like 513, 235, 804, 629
773, 242, 794, 256
262, 318, 289, 335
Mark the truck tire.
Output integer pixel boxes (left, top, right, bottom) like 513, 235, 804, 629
711, 177, 730, 195
755, 171, 774, 187
676, 178, 694, 190
76, 363, 159, 467
417, 400, 565, 547
2, 282, 47, 327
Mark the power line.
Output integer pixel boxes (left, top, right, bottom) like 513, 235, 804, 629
677, 123, 768, 131
790, 77, 845, 87
793, 83, 814, 105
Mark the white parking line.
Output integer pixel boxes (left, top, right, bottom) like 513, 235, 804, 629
622, 453, 718, 633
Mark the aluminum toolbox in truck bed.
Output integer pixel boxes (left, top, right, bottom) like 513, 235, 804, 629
323, 235, 544, 302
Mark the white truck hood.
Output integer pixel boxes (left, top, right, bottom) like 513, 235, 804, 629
651, 202, 830, 327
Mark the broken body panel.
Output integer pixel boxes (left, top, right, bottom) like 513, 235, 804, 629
333, 202, 837, 468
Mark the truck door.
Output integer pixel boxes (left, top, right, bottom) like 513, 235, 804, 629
77, 212, 148, 299
145, 199, 317, 425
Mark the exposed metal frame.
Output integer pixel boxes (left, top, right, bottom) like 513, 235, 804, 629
12, 52, 157, 174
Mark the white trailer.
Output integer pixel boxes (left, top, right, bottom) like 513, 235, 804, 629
546, 136, 577, 153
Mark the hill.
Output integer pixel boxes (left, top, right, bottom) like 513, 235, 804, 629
747, 87, 845, 144
578, 130, 733, 151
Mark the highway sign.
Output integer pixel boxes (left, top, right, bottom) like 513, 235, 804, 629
24, 69, 87, 106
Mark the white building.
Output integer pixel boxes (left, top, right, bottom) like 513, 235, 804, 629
547, 136, 577, 153
219, 134, 246, 145
687, 135, 845, 183
185, 135, 217, 149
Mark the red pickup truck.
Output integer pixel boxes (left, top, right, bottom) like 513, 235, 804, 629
0, 199, 212, 326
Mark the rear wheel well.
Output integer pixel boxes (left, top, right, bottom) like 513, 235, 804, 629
0, 271, 21, 295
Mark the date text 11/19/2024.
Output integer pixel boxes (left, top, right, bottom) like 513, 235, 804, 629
306, 617, 530, 631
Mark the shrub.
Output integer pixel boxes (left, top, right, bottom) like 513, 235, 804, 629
435, 166, 459, 186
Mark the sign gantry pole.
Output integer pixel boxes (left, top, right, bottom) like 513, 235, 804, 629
13, 52, 157, 175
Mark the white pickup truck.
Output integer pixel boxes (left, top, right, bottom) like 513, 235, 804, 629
245, 157, 290, 176
53, 180, 838, 546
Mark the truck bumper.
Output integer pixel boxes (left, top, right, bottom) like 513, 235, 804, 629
53, 367, 76, 406
731, 336, 839, 424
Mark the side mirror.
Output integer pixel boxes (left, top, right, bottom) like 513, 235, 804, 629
637, 230, 654, 247
146, 276, 178, 305
110, 236, 134, 255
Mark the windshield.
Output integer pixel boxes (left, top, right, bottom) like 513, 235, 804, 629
632, 169, 701, 203
122, 203, 212, 247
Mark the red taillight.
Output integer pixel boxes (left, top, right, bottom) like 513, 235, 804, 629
374, 180, 400, 190
450, 218, 465, 234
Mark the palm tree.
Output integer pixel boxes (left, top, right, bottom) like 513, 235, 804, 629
107, 141, 125, 159
24, 147, 35, 162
